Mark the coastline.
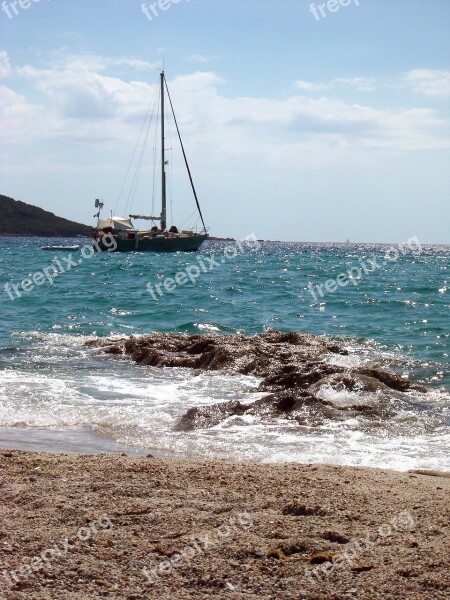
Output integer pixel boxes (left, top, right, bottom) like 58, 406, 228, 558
0, 428, 149, 457
1, 450, 448, 599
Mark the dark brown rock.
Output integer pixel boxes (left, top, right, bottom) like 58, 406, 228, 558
174, 401, 250, 431
88, 330, 429, 431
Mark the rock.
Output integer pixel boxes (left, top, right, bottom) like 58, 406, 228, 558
309, 551, 336, 564
351, 563, 374, 573
359, 368, 427, 392
94, 578, 113, 587
89, 330, 429, 431
266, 547, 287, 559
282, 503, 327, 517
308, 373, 392, 396
321, 531, 351, 544
175, 401, 250, 431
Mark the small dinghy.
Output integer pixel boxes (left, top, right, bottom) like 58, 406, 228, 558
41, 245, 80, 251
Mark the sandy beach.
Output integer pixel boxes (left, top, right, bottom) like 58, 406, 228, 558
0, 451, 448, 599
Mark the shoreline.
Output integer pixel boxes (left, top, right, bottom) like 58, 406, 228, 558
1, 450, 448, 599
1, 425, 448, 473
1, 427, 448, 473
0, 428, 149, 458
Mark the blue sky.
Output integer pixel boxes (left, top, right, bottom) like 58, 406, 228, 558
1, 0, 449, 242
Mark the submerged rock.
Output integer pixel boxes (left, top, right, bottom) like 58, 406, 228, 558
174, 400, 250, 431
88, 330, 427, 430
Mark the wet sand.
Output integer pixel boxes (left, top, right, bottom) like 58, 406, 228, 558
0, 428, 148, 457
0, 450, 448, 599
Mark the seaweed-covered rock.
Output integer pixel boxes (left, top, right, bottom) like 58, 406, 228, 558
88, 330, 427, 430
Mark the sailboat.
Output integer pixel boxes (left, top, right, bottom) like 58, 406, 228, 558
93, 71, 208, 252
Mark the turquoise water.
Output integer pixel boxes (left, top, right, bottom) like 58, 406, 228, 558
0, 237, 449, 469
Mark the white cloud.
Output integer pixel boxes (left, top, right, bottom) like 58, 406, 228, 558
295, 77, 377, 93
16, 54, 157, 123
183, 55, 211, 64
32, 51, 158, 74
295, 80, 328, 92
297, 71, 450, 98
2, 53, 449, 170
0, 50, 12, 78
111, 58, 159, 70
403, 69, 450, 98
332, 77, 378, 92
0, 85, 54, 143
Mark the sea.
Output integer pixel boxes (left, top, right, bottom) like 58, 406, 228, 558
0, 237, 449, 471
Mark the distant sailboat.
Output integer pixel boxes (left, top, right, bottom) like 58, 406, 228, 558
93, 71, 208, 252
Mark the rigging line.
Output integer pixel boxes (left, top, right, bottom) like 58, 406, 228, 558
181, 207, 198, 228
124, 136, 146, 216
167, 111, 174, 226
131, 123, 151, 209
147, 92, 160, 214
114, 84, 159, 215
192, 215, 200, 230
124, 108, 154, 216
164, 76, 207, 232
124, 88, 159, 216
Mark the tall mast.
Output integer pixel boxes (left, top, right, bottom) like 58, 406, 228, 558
160, 71, 166, 231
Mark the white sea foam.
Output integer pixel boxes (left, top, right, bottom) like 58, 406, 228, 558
0, 332, 449, 471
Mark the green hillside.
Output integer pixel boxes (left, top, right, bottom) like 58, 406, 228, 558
1, 194, 92, 237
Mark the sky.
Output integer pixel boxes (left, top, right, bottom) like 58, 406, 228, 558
0, 0, 449, 243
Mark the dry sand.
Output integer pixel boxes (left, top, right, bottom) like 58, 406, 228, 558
0, 450, 448, 599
